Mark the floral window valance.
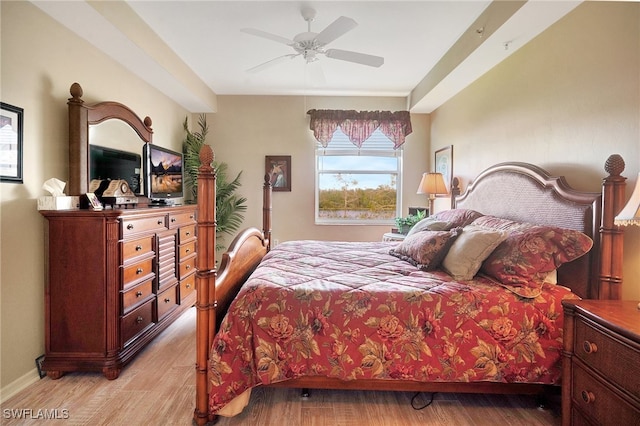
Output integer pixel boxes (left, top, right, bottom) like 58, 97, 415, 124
307, 109, 412, 149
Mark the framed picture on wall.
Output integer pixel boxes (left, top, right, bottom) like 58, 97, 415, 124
435, 145, 453, 195
265, 155, 291, 192
0, 102, 24, 183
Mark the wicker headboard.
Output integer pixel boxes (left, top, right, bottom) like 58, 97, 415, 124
453, 162, 603, 299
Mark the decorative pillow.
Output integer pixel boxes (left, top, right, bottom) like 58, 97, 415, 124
431, 209, 484, 228
471, 215, 524, 232
406, 219, 452, 237
441, 225, 508, 281
480, 224, 593, 289
390, 228, 461, 271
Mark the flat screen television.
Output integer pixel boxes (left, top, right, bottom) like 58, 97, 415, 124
143, 143, 184, 205
89, 145, 142, 194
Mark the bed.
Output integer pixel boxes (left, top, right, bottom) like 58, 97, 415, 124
193, 148, 627, 425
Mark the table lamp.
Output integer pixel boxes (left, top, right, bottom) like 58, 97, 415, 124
614, 172, 640, 226
417, 172, 448, 215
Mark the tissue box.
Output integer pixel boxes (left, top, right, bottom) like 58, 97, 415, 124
37, 196, 80, 211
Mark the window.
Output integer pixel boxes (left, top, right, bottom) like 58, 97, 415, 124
316, 128, 402, 225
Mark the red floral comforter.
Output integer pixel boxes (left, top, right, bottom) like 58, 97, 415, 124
208, 240, 579, 413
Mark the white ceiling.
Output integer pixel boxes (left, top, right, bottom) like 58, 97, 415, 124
33, 1, 582, 113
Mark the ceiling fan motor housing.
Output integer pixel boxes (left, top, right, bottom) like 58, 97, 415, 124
293, 32, 324, 62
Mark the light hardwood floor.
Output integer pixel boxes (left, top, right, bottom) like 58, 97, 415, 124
2, 307, 561, 425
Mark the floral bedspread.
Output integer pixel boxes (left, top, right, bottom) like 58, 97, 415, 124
209, 240, 579, 414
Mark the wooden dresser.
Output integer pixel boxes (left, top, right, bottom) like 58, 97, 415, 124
561, 299, 640, 425
40, 205, 197, 379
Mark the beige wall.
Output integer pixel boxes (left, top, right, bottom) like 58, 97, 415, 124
207, 96, 429, 248
430, 1, 640, 300
0, 1, 189, 395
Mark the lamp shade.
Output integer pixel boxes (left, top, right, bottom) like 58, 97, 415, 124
417, 172, 448, 195
615, 172, 640, 226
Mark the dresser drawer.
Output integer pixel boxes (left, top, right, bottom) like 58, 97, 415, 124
179, 256, 196, 279
122, 257, 154, 288
169, 211, 196, 228
572, 362, 639, 425
180, 273, 195, 302
122, 215, 167, 237
178, 225, 196, 243
122, 279, 154, 314
575, 317, 640, 399
121, 300, 154, 346
157, 285, 178, 320
122, 235, 154, 262
179, 240, 196, 260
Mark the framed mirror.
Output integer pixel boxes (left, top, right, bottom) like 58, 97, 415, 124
67, 82, 153, 195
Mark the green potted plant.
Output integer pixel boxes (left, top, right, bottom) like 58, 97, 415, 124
394, 210, 426, 234
183, 114, 247, 250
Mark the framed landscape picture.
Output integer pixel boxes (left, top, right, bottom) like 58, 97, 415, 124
435, 145, 453, 194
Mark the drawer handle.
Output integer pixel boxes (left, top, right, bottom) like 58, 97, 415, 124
127, 224, 134, 230
185, 248, 190, 253
582, 340, 598, 354
157, 219, 163, 225
164, 298, 171, 303
136, 268, 143, 275
190, 215, 194, 219
186, 284, 191, 289
171, 218, 176, 223
135, 291, 143, 298
135, 245, 142, 251
185, 265, 191, 270
136, 316, 144, 324
581, 390, 595, 404
186, 231, 191, 236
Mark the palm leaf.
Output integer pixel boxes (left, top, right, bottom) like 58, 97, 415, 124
183, 114, 247, 250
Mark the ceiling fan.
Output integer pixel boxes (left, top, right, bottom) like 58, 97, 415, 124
241, 7, 384, 74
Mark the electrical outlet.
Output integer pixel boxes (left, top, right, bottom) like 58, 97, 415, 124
273, 239, 279, 247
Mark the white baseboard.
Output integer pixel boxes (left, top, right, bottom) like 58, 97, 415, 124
0, 368, 41, 404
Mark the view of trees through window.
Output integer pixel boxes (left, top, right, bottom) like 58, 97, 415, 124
316, 129, 401, 224
318, 173, 397, 220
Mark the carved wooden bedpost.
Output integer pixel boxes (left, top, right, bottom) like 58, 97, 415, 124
263, 174, 272, 250
194, 145, 216, 426
450, 177, 461, 209
598, 154, 627, 300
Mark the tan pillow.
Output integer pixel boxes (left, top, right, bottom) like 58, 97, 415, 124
442, 225, 508, 281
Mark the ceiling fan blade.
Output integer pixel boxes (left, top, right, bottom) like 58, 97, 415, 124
314, 16, 357, 46
325, 49, 384, 67
241, 28, 294, 45
246, 54, 299, 73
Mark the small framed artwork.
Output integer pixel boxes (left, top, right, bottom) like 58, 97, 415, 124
265, 155, 291, 192
86, 192, 103, 210
435, 145, 453, 195
0, 102, 24, 183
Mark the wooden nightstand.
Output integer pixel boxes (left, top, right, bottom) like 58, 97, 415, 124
561, 300, 640, 426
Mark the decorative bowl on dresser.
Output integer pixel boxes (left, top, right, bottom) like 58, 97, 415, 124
561, 299, 640, 425
40, 205, 197, 379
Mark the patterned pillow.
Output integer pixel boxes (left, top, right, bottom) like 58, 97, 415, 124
405, 219, 452, 237
479, 222, 593, 288
389, 228, 462, 271
431, 209, 484, 228
441, 225, 508, 281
